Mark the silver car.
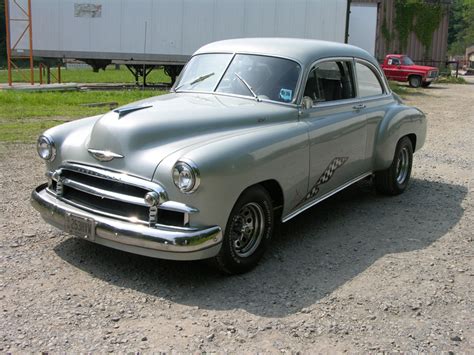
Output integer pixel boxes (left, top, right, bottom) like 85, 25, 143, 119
32, 38, 427, 274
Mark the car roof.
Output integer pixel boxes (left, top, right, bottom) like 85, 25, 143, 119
194, 38, 378, 68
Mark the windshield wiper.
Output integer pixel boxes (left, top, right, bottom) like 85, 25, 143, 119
234, 73, 260, 101
174, 72, 215, 92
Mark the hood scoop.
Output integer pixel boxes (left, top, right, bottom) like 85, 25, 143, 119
114, 105, 152, 119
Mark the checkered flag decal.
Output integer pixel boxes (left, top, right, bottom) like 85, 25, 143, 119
305, 157, 348, 200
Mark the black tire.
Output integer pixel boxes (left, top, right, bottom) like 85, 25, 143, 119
214, 186, 274, 274
421, 82, 432, 88
408, 75, 422, 88
375, 136, 413, 195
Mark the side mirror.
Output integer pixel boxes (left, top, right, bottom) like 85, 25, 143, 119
301, 96, 313, 110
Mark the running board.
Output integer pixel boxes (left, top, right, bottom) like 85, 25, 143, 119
281, 172, 373, 223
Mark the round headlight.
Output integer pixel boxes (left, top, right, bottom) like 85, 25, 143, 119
37, 135, 56, 161
172, 161, 200, 193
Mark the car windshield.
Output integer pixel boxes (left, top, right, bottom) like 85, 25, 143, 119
175, 53, 301, 103
175, 54, 233, 92
402, 56, 415, 65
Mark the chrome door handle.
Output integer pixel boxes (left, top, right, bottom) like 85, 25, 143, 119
352, 104, 366, 110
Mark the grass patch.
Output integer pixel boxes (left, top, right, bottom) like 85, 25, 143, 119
0, 120, 65, 142
0, 89, 164, 120
0, 66, 171, 84
437, 76, 467, 84
389, 81, 411, 96
0, 89, 166, 142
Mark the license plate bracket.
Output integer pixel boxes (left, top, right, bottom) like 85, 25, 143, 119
65, 213, 95, 241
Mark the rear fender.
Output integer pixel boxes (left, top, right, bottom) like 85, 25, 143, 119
373, 103, 426, 171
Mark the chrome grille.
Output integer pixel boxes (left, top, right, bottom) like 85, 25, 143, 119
47, 163, 186, 227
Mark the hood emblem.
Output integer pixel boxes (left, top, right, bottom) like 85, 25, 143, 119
88, 149, 124, 162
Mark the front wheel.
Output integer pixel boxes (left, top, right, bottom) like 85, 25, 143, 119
409, 75, 422, 88
214, 186, 274, 274
375, 136, 413, 195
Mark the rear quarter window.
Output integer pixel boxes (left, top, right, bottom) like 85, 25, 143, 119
356, 62, 384, 98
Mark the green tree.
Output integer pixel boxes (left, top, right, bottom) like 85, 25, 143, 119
448, 0, 474, 55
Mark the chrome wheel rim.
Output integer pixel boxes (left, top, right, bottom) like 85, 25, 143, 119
230, 202, 265, 258
396, 147, 410, 184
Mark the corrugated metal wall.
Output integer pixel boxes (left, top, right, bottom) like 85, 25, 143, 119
352, 0, 450, 66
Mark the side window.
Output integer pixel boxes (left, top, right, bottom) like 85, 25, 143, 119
390, 57, 400, 65
303, 61, 355, 103
355, 62, 384, 97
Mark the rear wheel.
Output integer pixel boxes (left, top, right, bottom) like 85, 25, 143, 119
409, 75, 422, 88
214, 186, 274, 274
375, 136, 413, 195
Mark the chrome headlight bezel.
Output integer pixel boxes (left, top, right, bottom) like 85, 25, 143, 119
36, 134, 56, 161
172, 160, 200, 194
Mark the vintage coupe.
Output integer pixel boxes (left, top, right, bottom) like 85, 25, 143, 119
32, 38, 426, 274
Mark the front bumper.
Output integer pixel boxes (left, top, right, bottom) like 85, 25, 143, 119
31, 184, 223, 260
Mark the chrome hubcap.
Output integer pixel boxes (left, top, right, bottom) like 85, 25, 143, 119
396, 147, 409, 184
230, 202, 265, 258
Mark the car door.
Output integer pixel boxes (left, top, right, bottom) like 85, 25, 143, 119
386, 57, 402, 81
298, 59, 368, 204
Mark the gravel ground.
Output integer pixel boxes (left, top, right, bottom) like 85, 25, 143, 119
1, 81, 473, 353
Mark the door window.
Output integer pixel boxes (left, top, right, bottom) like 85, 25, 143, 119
303, 61, 355, 104
355, 62, 384, 97
388, 57, 400, 65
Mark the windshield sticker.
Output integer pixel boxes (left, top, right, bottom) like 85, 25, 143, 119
279, 88, 293, 102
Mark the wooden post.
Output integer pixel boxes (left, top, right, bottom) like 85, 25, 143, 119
39, 63, 43, 84
57, 63, 62, 83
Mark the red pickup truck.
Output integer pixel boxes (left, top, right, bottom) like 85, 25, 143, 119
381, 54, 439, 88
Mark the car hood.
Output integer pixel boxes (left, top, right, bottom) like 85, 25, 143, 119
61, 93, 296, 180
406, 64, 438, 72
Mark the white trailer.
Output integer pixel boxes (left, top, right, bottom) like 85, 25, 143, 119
9, 0, 350, 82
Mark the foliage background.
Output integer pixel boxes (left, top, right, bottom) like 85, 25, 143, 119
448, 0, 474, 56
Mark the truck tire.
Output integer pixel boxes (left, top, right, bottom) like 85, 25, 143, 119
374, 136, 413, 196
409, 75, 422, 88
214, 186, 274, 274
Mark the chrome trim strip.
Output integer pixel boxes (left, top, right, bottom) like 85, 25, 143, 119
282, 172, 373, 223
62, 177, 148, 206
32, 184, 222, 260
160, 201, 198, 214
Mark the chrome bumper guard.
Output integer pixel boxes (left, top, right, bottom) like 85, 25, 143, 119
31, 184, 223, 260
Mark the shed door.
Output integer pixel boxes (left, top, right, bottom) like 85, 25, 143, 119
348, 3, 378, 55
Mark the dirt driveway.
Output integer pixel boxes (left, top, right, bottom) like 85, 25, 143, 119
1, 82, 473, 352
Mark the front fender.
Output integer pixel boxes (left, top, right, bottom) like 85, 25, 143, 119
373, 102, 426, 171
153, 121, 309, 231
